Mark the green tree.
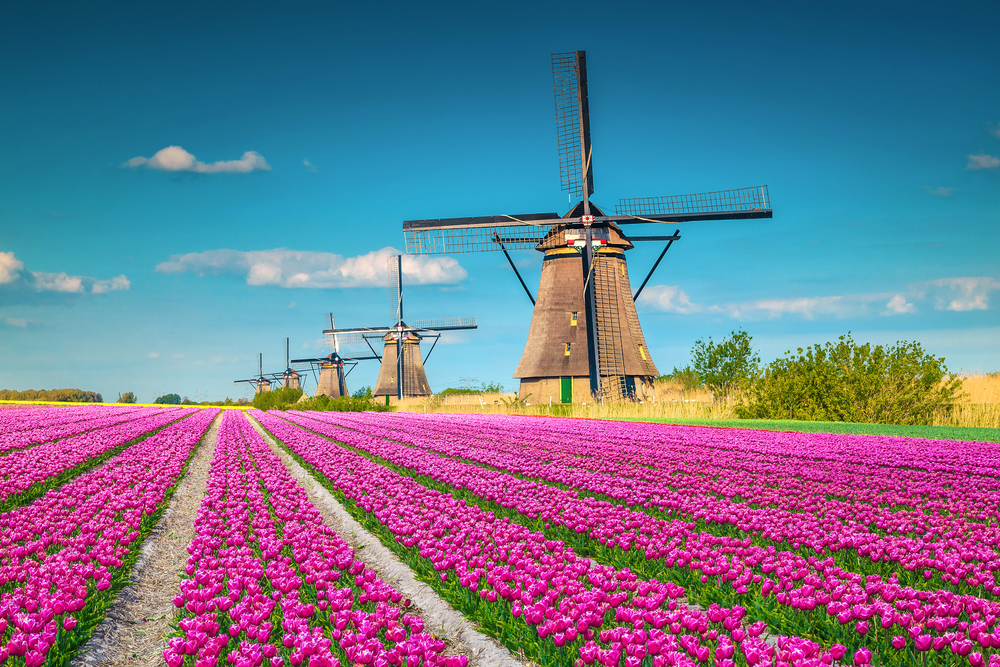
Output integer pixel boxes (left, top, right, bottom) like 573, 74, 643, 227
352, 386, 373, 399
154, 393, 182, 405
252, 386, 304, 410
691, 330, 760, 402
480, 381, 506, 393
737, 333, 962, 425
117, 392, 137, 404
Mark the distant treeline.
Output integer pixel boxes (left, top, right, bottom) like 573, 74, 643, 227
0, 388, 104, 403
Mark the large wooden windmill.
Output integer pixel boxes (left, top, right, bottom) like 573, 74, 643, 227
402, 51, 772, 402
324, 255, 477, 400
292, 315, 379, 398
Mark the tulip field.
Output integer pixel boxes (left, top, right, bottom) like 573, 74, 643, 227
2, 404, 999, 667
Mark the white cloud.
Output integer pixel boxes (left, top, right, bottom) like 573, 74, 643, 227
303, 160, 318, 173
0, 252, 24, 284
723, 295, 884, 321
637, 285, 704, 314
882, 294, 916, 315
91, 275, 130, 293
917, 277, 1000, 311
148, 352, 160, 358
4, 317, 28, 327
172, 353, 184, 359
922, 186, 954, 197
156, 247, 467, 288
286, 301, 297, 309
967, 153, 1000, 170
990, 123, 1000, 139
124, 146, 271, 173
0, 252, 130, 304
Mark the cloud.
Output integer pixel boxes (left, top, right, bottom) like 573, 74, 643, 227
922, 186, 954, 197
916, 277, 1000, 311
4, 317, 28, 327
156, 247, 467, 288
882, 294, 916, 315
148, 352, 160, 358
172, 353, 184, 359
124, 146, 271, 173
303, 160, 318, 173
990, 123, 1000, 139
0, 252, 24, 284
0, 251, 130, 306
722, 295, 884, 321
286, 301, 297, 309
967, 153, 1000, 170
636, 286, 704, 314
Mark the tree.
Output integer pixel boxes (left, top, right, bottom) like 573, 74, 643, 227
117, 392, 136, 404
480, 381, 506, 394
736, 334, 962, 425
352, 386, 373, 399
154, 393, 182, 405
691, 330, 760, 402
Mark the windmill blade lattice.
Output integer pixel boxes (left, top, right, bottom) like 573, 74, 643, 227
387, 255, 401, 323
552, 51, 593, 199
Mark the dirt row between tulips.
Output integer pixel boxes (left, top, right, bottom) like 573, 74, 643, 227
72, 413, 222, 667
247, 416, 526, 667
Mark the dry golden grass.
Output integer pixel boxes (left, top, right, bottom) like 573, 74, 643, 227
392, 374, 1000, 429
935, 372, 1000, 429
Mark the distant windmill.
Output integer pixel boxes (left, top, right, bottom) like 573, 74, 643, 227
234, 354, 272, 395
402, 51, 772, 403
324, 255, 477, 400
292, 314, 379, 398
270, 338, 303, 391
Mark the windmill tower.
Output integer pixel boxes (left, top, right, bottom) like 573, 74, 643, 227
234, 354, 272, 395
270, 338, 303, 390
292, 314, 379, 398
325, 255, 478, 400
402, 51, 772, 403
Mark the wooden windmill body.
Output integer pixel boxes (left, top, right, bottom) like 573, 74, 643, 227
402, 51, 772, 402
293, 320, 379, 398
324, 255, 477, 401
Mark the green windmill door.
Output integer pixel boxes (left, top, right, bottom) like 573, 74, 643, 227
560, 377, 572, 403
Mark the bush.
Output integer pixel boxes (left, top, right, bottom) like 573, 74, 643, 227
656, 366, 703, 391
252, 387, 303, 411
293, 394, 394, 413
0, 388, 103, 403
691, 330, 759, 401
736, 334, 962, 425
117, 392, 137, 404
154, 393, 182, 405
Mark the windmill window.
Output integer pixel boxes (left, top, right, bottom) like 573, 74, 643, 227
570, 312, 578, 326
565, 343, 571, 356
621, 264, 626, 277
639, 345, 647, 360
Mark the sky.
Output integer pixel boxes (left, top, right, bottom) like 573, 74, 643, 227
1, 0, 997, 402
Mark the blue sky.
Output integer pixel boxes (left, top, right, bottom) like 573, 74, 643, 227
1, 0, 997, 401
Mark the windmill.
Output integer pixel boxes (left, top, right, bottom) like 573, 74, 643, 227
234, 353, 272, 395
402, 51, 772, 403
324, 255, 477, 400
292, 315, 379, 398
269, 338, 303, 391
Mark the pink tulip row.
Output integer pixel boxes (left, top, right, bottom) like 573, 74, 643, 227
0, 406, 191, 507
331, 411, 1000, 593
256, 410, 851, 667
282, 411, 1000, 667
0, 407, 218, 666
166, 410, 460, 667
0, 405, 169, 455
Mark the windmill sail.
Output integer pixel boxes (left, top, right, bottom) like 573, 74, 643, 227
552, 51, 593, 200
